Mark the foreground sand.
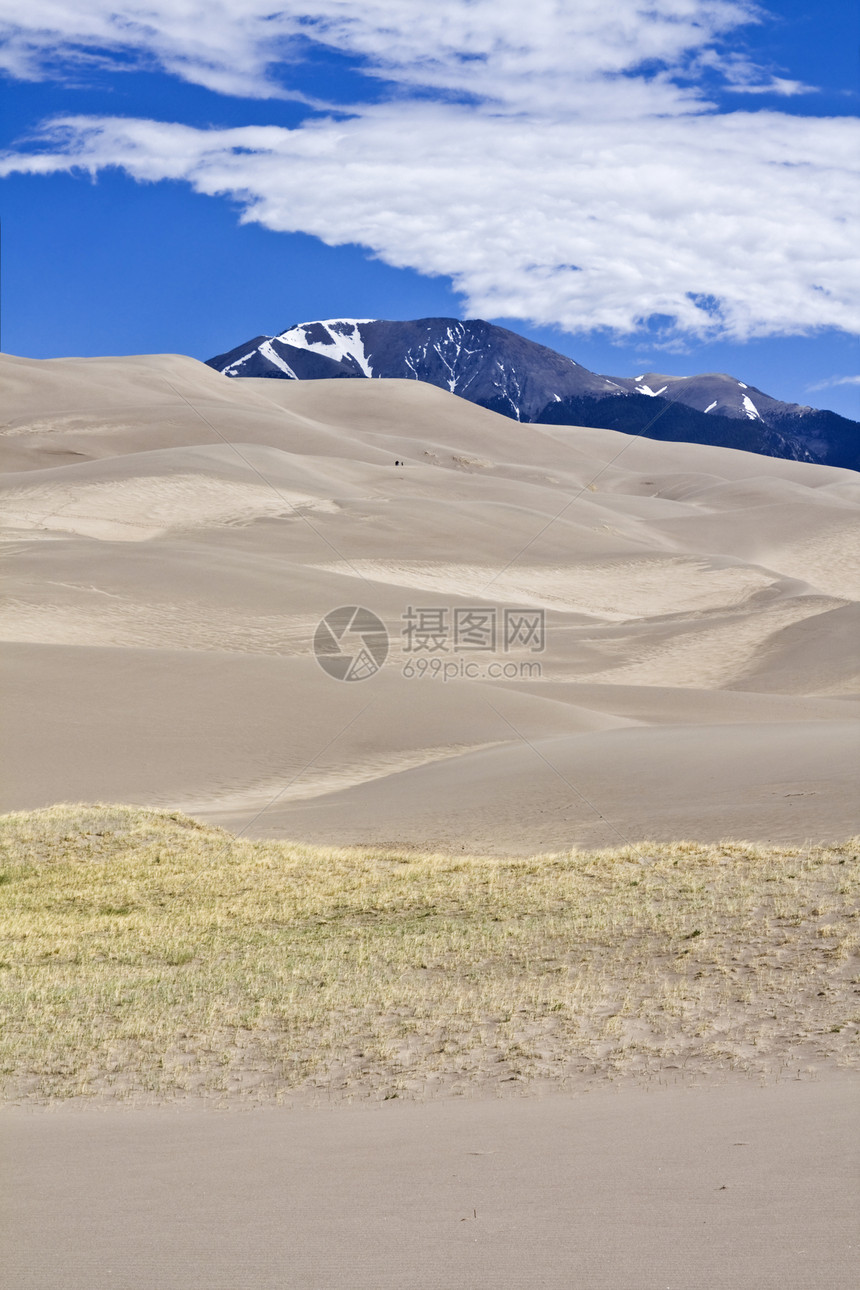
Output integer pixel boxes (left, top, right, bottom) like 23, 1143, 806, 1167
3, 809, 857, 1288
3, 815, 856, 1290
3, 1081, 857, 1289
1, 352, 859, 849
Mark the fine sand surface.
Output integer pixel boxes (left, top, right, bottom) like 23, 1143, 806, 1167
2, 1081, 857, 1289
2, 354, 858, 1288
1, 351, 858, 848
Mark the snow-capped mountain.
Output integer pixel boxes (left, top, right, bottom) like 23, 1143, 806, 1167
209, 317, 621, 420
207, 318, 859, 470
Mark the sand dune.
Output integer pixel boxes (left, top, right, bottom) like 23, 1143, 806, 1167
1, 353, 858, 847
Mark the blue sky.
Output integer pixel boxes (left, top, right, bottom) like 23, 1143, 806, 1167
1, 1, 858, 418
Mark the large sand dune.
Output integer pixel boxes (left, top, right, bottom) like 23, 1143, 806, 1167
1, 352, 858, 848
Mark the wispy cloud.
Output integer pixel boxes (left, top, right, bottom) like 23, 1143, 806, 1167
807, 375, 860, 392
1, 2, 857, 342
696, 48, 817, 97
0, 1, 768, 105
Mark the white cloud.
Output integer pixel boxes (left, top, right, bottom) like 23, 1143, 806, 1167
807, 376, 860, 391
0, 1, 766, 106
1, 2, 857, 341
6, 104, 856, 341
695, 48, 816, 97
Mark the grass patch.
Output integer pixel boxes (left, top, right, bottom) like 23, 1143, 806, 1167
1, 805, 858, 1103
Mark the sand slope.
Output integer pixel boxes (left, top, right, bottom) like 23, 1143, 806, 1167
1, 352, 858, 848
3, 1082, 857, 1290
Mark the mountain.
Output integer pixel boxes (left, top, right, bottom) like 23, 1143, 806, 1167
206, 318, 859, 471
207, 318, 624, 417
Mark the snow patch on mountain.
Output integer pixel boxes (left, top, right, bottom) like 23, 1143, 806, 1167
259, 340, 297, 378
742, 394, 762, 421
222, 350, 255, 376
276, 320, 376, 377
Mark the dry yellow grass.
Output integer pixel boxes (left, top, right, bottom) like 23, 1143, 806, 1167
0, 805, 858, 1103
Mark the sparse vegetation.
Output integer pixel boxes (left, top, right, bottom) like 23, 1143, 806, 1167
1, 805, 857, 1103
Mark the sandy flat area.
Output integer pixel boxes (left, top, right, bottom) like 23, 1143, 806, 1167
2, 1080, 857, 1289
1, 351, 858, 847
